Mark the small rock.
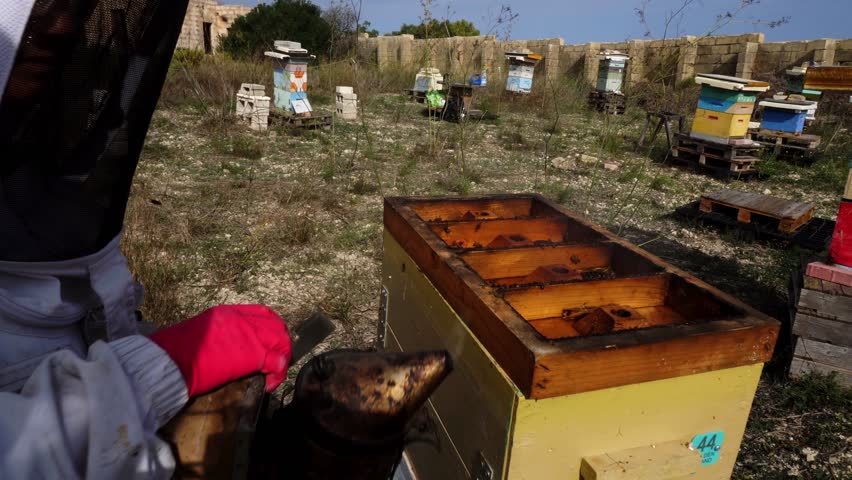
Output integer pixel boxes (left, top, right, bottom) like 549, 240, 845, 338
763, 189, 772, 195
603, 161, 619, 171
551, 156, 574, 170
577, 153, 598, 164
802, 447, 818, 462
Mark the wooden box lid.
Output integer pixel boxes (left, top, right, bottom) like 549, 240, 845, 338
384, 194, 779, 399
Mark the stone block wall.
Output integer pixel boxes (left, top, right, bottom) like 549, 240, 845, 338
837, 39, 852, 65
177, 0, 252, 53
358, 32, 852, 90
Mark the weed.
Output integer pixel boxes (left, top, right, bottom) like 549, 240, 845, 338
149, 115, 176, 130
141, 142, 173, 162
540, 183, 576, 204
334, 223, 376, 250
397, 158, 417, 178
783, 371, 852, 413
230, 135, 264, 159
650, 174, 676, 192
270, 215, 316, 247
351, 178, 379, 195
599, 130, 624, 155
320, 163, 336, 182
499, 129, 528, 150
220, 160, 247, 175
756, 154, 793, 179
171, 48, 205, 68
618, 165, 649, 184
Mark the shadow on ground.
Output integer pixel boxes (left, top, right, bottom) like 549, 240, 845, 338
618, 224, 795, 376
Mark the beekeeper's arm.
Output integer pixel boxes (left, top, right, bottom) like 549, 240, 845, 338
0, 336, 188, 478
0, 306, 292, 479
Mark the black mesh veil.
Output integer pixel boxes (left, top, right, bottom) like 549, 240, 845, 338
0, 0, 190, 261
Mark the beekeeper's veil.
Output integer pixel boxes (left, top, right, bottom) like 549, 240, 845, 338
0, 0, 190, 262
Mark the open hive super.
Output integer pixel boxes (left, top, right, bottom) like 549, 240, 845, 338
384, 194, 779, 399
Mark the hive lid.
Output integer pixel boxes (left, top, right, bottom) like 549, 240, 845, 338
595, 50, 629, 61
786, 67, 807, 77
803, 66, 852, 91
384, 194, 779, 399
695, 74, 770, 92
759, 99, 816, 111
505, 51, 542, 63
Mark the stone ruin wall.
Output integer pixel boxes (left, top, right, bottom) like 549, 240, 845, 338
358, 33, 852, 89
176, 0, 252, 53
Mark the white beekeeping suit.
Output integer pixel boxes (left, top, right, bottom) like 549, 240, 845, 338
0, 0, 190, 477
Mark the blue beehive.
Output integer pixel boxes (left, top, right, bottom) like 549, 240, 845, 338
758, 99, 815, 134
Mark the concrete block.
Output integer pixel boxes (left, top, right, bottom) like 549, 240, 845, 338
236, 94, 270, 119
336, 108, 357, 120
335, 86, 354, 94
248, 113, 268, 131
240, 83, 265, 96
336, 92, 358, 101
698, 45, 714, 55
740, 33, 763, 43
694, 64, 716, 74
807, 39, 829, 50
711, 45, 731, 55
783, 42, 807, 52
760, 43, 785, 53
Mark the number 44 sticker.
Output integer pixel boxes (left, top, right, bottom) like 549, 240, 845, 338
691, 431, 725, 466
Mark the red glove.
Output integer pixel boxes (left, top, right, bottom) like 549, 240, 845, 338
151, 305, 292, 396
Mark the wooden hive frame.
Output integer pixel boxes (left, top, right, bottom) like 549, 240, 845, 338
384, 194, 779, 399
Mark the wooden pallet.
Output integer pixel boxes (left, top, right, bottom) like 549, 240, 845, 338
270, 111, 332, 129
672, 133, 762, 160
747, 128, 820, 160
791, 265, 852, 386
675, 201, 834, 251
588, 91, 626, 114
699, 189, 814, 234
671, 133, 762, 178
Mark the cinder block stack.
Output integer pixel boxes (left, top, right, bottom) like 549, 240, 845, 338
335, 86, 358, 121
235, 83, 270, 131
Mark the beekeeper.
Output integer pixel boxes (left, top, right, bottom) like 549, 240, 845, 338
0, 1, 292, 478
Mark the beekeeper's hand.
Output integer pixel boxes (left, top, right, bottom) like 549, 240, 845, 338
151, 305, 292, 395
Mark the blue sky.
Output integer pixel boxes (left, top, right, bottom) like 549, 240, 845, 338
234, 0, 850, 43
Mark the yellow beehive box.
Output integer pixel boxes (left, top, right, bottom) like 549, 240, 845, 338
382, 194, 778, 480
690, 108, 751, 143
